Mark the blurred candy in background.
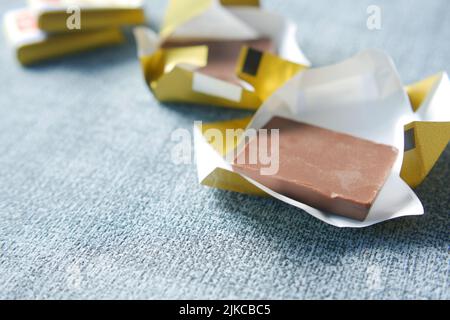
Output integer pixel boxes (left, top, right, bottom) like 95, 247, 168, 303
4, 0, 146, 65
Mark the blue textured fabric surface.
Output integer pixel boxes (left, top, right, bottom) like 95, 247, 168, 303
0, 0, 449, 299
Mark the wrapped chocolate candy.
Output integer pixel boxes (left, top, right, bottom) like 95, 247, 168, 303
134, 0, 310, 109
4, 8, 124, 65
27, 0, 146, 32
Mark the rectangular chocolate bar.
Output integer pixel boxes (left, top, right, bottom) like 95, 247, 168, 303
232, 117, 398, 221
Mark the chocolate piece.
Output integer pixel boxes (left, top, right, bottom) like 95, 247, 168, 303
161, 38, 273, 84
232, 117, 398, 221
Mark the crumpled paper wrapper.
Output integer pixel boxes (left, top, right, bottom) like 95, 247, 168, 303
133, 0, 310, 109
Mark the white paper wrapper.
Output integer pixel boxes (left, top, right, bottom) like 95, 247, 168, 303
226, 7, 310, 66
162, 2, 310, 66
195, 49, 425, 228
167, 2, 260, 41
3, 9, 46, 48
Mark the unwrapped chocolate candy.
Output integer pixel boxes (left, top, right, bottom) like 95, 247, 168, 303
232, 117, 399, 221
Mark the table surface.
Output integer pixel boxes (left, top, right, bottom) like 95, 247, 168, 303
0, 0, 448, 299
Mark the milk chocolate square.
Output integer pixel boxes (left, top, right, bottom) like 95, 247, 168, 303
232, 117, 398, 221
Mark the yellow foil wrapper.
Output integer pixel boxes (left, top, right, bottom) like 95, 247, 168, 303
28, 0, 146, 32
401, 72, 450, 187
196, 50, 426, 228
4, 8, 125, 66
134, 0, 309, 109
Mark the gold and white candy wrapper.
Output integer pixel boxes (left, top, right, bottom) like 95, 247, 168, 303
195, 49, 429, 228
133, 0, 310, 109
